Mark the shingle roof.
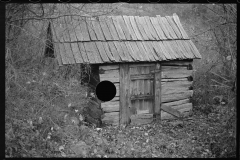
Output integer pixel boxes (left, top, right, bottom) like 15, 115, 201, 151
50, 13, 202, 65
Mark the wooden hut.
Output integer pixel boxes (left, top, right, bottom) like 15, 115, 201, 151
47, 13, 201, 126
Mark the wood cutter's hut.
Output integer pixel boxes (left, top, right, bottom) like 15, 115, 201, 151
46, 13, 201, 126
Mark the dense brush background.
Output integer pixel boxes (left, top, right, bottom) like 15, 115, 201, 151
5, 3, 236, 158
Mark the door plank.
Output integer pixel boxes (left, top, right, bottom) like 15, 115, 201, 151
154, 63, 161, 114
119, 64, 131, 125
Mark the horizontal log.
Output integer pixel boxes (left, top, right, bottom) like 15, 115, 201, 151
102, 112, 119, 125
162, 66, 193, 79
162, 81, 193, 95
130, 113, 153, 125
131, 94, 153, 100
162, 90, 193, 103
101, 101, 119, 112
113, 83, 119, 96
99, 69, 119, 75
99, 65, 119, 71
100, 69, 119, 82
100, 77, 119, 83
161, 60, 193, 66
137, 110, 149, 114
130, 63, 155, 68
161, 78, 188, 82
130, 74, 154, 80
162, 99, 190, 108
111, 96, 119, 101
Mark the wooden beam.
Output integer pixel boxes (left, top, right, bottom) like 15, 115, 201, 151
130, 74, 154, 80
161, 105, 182, 118
102, 112, 119, 125
130, 114, 153, 125
162, 98, 190, 108
154, 63, 161, 116
162, 66, 193, 79
101, 101, 119, 112
131, 94, 153, 100
161, 103, 192, 120
119, 64, 131, 125
162, 90, 193, 103
161, 60, 193, 66
162, 81, 193, 95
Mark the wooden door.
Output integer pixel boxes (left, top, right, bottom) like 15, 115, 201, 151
119, 63, 161, 125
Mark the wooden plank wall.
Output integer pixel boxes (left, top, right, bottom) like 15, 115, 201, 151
160, 60, 193, 120
99, 64, 120, 125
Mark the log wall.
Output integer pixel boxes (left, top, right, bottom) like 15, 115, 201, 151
99, 64, 120, 125
160, 60, 193, 120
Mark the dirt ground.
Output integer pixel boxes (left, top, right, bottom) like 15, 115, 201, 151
55, 107, 236, 158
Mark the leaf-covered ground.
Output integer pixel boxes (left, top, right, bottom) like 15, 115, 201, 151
55, 108, 236, 158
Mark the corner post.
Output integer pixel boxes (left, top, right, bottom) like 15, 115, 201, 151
154, 63, 161, 120
119, 64, 131, 125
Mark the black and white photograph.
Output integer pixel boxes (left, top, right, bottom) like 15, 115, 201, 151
5, 2, 237, 158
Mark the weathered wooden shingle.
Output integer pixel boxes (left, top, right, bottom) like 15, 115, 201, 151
51, 14, 201, 64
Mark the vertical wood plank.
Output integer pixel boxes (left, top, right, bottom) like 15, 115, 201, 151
154, 63, 161, 117
143, 67, 149, 111
120, 64, 131, 125
138, 67, 143, 111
